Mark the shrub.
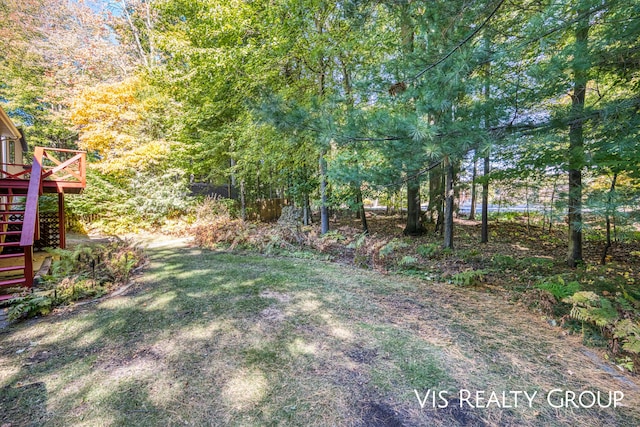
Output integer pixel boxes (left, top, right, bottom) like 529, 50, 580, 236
190, 196, 249, 249
46, 238, 144, 285
564, 291, 619, 328
68, 168, 192, 233
399, 256, 418, 266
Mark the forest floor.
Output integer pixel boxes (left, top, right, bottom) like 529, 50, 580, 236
1, 223, 640, 426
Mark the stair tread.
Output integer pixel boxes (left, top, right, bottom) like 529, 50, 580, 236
0, 242, 20, 247
0, 294, 17, 302
0, 278, 26, 287
0, 231, 22, 235
0, 253, 24, 259
0, 266, 24, 273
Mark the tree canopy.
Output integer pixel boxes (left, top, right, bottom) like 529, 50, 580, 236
0, 0, 638, 256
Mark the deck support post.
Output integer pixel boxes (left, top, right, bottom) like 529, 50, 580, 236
58, 192, 65, 249
24, 245, 33, 287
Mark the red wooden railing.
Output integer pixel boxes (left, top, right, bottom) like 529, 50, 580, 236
18, 147, 86, 287
0, 163, 30, 179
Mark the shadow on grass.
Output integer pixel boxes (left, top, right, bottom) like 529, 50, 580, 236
0, 246, 403, 425
0, 244, 639, 426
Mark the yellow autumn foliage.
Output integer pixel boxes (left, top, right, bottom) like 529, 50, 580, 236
94, 140, 175, 176
69, 76, 145, 156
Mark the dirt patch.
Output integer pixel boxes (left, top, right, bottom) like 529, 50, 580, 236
441, 399, 486, 426
25, 350, 53, 364
360, 401, 406, 427
260, 307, 285, 322
346, 346, 378, 364
259, 290, 291, 303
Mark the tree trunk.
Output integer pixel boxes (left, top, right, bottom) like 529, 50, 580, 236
398, 3, 424, 236
469, 157, 477, 220
303, 193, 310, 225
229, 158, 236, 199
240, 180, 246, 221
567, 8, 590, 267
481, 32, 491, 244
319, 154, 329, 234
548, 179, 557, 234
121, 0, 150, 70
356, 186, 369, 234
443, 157, 455, 249
601, 173, 617, 265
404, 178, 425, 236
525, 180, 530, 232
453, 162, 460, 217
428, 162, 443, 224
481, 154, 490, 243
316, 15, 328, 234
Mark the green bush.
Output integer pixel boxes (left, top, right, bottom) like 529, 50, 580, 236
67, 168, 192, 233
46, 238, 144, 285
564, 291, 619, 328
399, 256, 418, 266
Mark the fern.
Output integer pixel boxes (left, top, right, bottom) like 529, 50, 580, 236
491, 254, 516, 268
417, 243, 439, 258
565, 292, 619, 328
622, 338, 640, 354
563, 290, 599, 305
615, 296, 634, 312
616, 356, 634, 372
347, 232, 367, 250
614, 319, 640, 355
379, 239, 409, 258
537, 277, 580, 300
450, 269, 486, 286
399, 256, 418, 266
8, 295, 53, 321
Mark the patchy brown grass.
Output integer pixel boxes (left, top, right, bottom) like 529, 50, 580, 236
1, 235, 639, 426
188, 209, 640, 371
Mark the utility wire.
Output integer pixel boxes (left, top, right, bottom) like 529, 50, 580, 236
411, 0, 507, 81
390, 0, 626, 89
372, 159, 445, 190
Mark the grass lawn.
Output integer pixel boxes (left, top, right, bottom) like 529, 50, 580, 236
1, 238, 639, 426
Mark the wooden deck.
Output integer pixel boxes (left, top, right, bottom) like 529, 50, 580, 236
0, 147, 86, 299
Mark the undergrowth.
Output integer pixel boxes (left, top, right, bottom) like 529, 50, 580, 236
189, 200, 640, 372
7, 238, 145, 321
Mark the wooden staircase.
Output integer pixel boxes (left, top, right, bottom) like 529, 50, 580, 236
0, 188, 31, 301
0, 189, 27, 294
0, 147, 86, 302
